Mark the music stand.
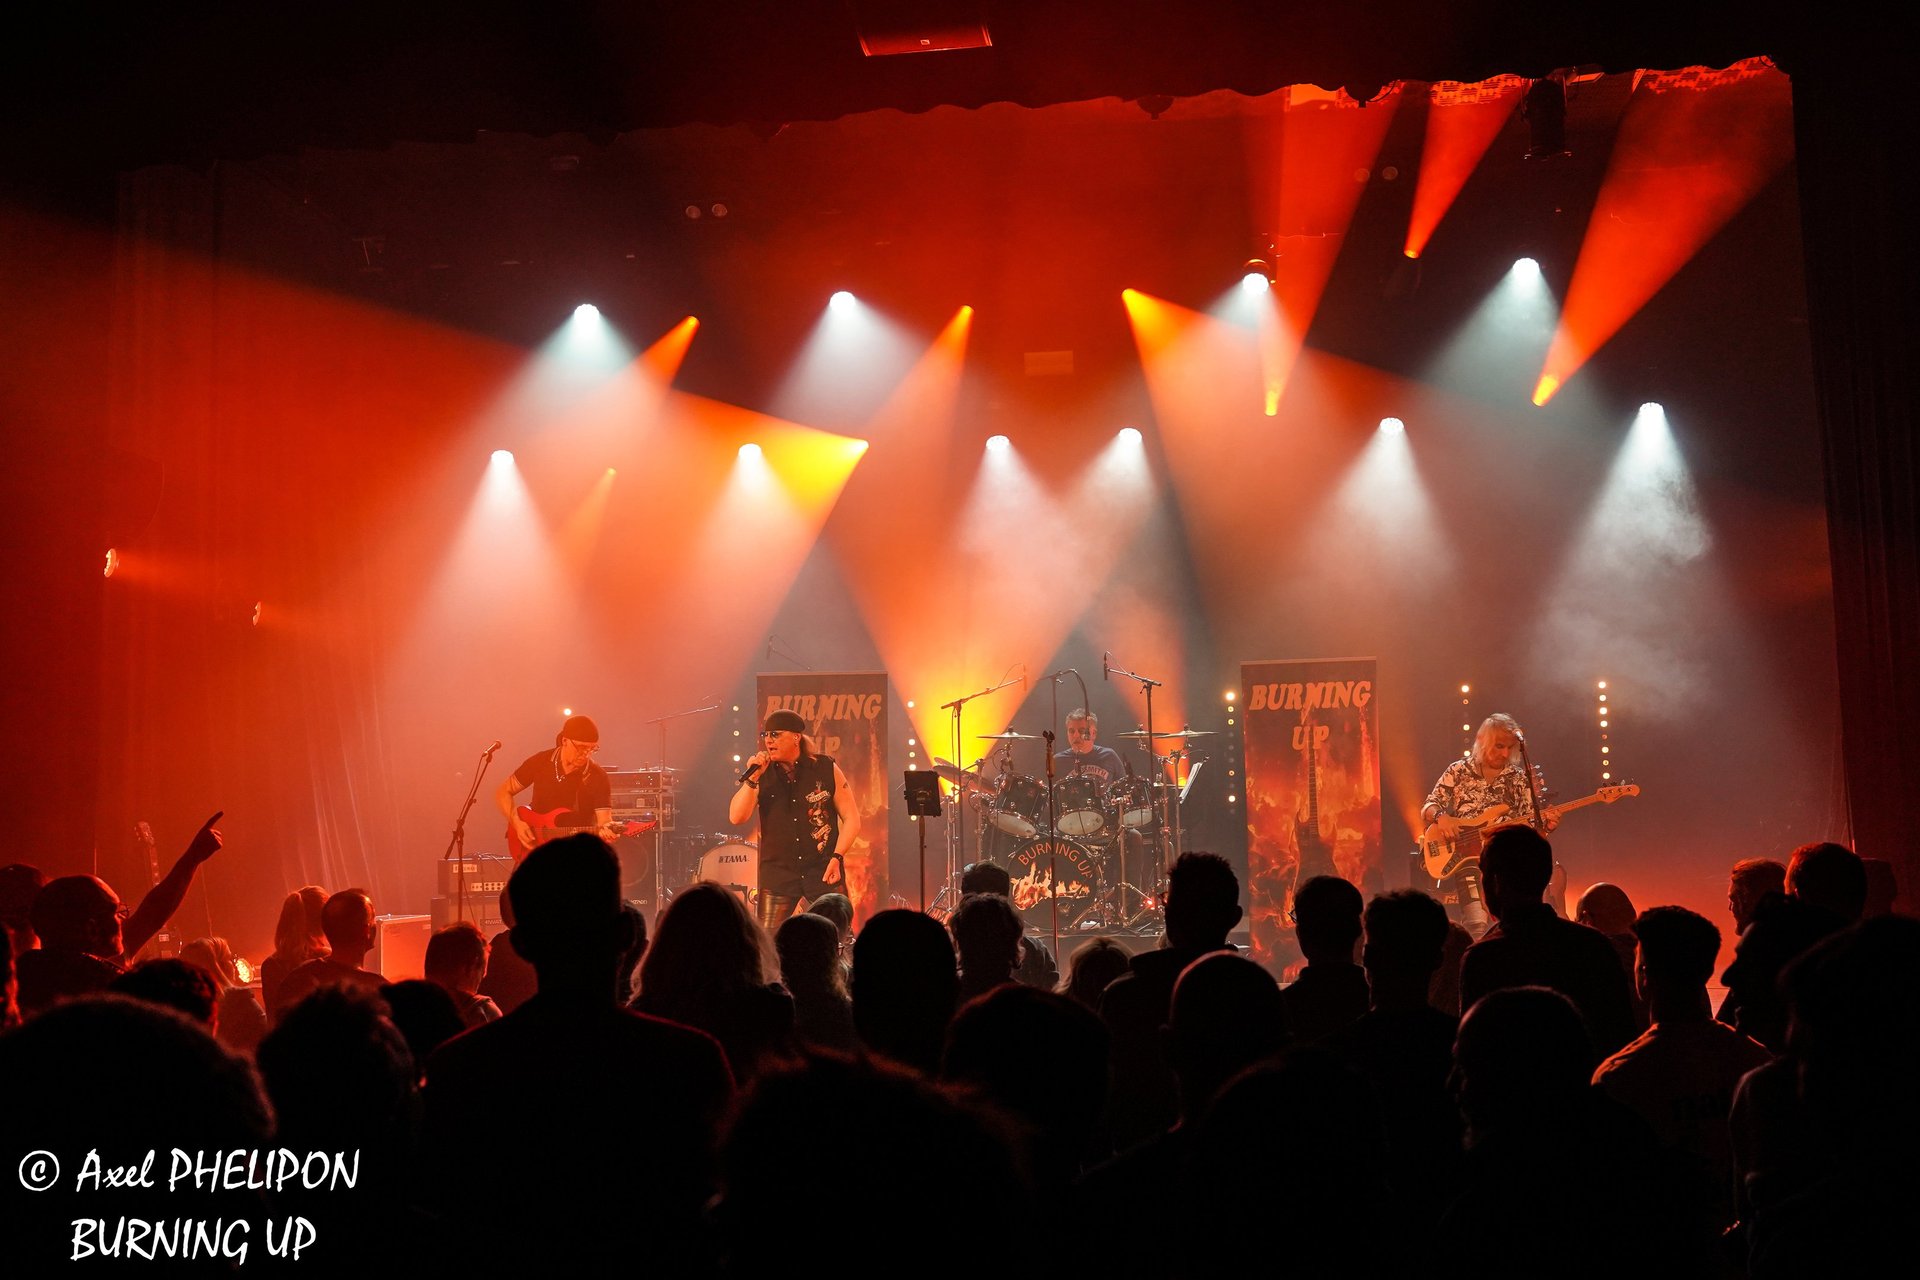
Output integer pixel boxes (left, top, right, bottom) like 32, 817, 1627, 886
903, 770, 942, 911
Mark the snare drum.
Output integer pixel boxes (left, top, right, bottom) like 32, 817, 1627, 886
1053, 773, 1108, 838
696, 841, 759, 905
1107, 777, 1157, 830
989, 774, 1048, 838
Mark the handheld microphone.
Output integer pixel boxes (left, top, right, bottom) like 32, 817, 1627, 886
1103, 651, 1111, 682
739, 760, 765, 785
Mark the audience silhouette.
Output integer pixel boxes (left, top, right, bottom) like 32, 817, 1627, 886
260, 883, 329, 1013
1100, 852, 1244, 1149
271, 888, 386, 1022
1325, 889, 1464, 1229
1061, 935, 1132, 1009
423, 834, 734, 1275
631, 880, 794, 1082
1442, 985, 1714, 1276
1719, 841, 1864, 1050
716, 1052, 1033, 1275
424, 920, 501, 1027
1281, 874, 1369, 1042
1459, 827, 1638, 1055
775, 910, 857, 1052
850, 907, 959, 1075
943, 983, 1110, 1190
960, 859, 1059, 988
1592, 905, 1769, 1231
3, 818, 1906, 1278
950, 890, 1027, 1002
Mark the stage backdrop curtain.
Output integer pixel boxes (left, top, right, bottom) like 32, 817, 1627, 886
98, 164, 500, 953
1791, 26, 1920, 906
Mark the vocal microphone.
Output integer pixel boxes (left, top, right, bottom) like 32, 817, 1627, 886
483, 740, 502, 757
739, 759, 765, 785
1103, 651, 1111, 682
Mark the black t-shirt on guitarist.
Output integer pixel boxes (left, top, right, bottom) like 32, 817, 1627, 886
513, 750, 612, 827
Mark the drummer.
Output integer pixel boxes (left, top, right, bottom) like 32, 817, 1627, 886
1054, 708, 1128, 787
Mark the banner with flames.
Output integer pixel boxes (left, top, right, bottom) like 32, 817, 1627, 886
1241, 658, 1381, 971
757, 671, 889, 924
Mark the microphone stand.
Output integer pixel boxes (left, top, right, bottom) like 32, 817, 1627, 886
1105, 656, 1169, 929
1516, 735, 1547, 830
645, 702, 720, 912
443, 743, 502, 927
767, 634, 814, 671
941, 672, 1023, 916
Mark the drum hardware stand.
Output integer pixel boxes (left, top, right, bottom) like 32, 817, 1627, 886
644, 702, 717, 910
940, 669, 1024, 916
1035, 669, 1088, 959
1105, 655, 1169, 929
1041, 728, 1061, 958
441, 740, 504, 927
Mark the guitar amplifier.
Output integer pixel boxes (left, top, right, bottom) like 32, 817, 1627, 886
608, 768, 679, 812
439, 855, 513, 898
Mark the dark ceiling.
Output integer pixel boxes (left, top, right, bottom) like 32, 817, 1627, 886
7, 0, 1801, 187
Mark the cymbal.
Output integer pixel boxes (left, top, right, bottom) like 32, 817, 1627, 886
931, 758, 994, 792
1118, 728, 1217, 739
977, 731, 1041, 741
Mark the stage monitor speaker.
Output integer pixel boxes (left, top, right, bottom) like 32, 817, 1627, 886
851, 1, 990, 56
369, 913, 432, 981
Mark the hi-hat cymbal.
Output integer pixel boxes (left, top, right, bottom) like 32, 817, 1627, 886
1118, 727, 1217, 739
977, 731, 1041, 741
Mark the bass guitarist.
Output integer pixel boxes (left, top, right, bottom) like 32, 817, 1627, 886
1421, 713, 1558, 931
496, 714, 615, 860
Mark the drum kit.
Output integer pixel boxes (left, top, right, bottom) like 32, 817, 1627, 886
934, 725, 1214, 933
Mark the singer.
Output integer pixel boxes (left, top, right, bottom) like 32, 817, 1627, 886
728, 709, 861, 929
494, 714, 615, 857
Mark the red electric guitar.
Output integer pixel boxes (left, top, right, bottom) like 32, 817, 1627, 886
507, 806, 657, 861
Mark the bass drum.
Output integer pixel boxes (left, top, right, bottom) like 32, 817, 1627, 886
1006, 835, 1101, 928
1052, 773, 1108, 839
695, 841, 759, 907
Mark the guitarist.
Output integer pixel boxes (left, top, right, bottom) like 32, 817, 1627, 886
495, 714, 614, 859
1421, 714, 1558, 930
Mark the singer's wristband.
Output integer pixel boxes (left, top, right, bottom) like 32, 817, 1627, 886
744, 778, 758, 788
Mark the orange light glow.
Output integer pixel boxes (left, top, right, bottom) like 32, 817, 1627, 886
1536, 61, 1792, 400
641, 315, 700, 385
1404, 77, 1526, 261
